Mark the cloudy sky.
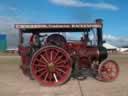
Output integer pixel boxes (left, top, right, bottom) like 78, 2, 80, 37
0, 0, 128, 48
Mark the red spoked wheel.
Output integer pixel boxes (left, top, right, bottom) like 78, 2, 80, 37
30, 46, 72, 86
96, 59, 119, 82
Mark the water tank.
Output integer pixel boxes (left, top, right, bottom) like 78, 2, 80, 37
0, 34, 7, 51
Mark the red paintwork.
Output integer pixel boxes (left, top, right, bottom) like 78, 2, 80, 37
31, 46, 72, 86
29, 35, 34, 45
64, 42, 99, 68
18, 45, 31, 76
97, 60, 119, 81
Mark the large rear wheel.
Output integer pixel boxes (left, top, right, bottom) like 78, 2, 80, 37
30, 46, 72, 86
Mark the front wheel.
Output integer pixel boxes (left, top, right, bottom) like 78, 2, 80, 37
96, 59, 119, 82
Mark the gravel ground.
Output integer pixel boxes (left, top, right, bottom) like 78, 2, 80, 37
0, 56, 128, 96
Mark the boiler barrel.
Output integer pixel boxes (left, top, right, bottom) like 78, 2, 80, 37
87, 47, 108, 61
87, 48, 99, 59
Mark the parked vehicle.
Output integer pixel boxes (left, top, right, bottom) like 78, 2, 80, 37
15, 19, 119, 86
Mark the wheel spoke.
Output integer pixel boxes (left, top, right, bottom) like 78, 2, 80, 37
53, 51, 59, 61
54, 55, 63, 64
49, 50, 53, 61
107, 73, 114, 79
36, 67, 46, 73
40, 55, 49, 64
55, 59, 67, 65
107, 63, 112, 69
102, 72, 109, 79
34, 64, 46, 67
112, 68, 117, 72
35, 59, 47, 65
56, 65, 65, 68
39, 70, 47, 77
48, 72, 53, 81
56, 68, 66, 74
44, 49, 50, 62
44, 72, 49, 81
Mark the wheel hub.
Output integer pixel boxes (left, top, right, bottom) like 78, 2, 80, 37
106, 68, 112, 73
48, 62, 55, 72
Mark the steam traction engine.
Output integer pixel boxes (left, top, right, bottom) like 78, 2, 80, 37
15, 19, 119, 86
